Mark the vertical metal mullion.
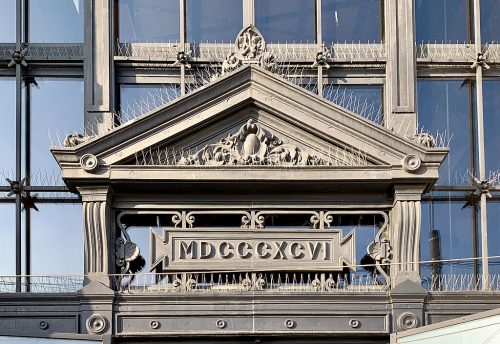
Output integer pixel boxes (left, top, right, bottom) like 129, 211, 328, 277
180, 0, 186, 95
316, 0, 323, 96
15, 0, 23, 293
469, 80, 480, 283
473, 0, 488, 290
243, 0, 255, 27
23, 0, 31, 293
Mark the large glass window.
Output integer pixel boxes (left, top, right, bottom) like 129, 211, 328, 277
119, 84, 181, 121
255, 0, 315, 43
186, 0, 242, 43
0, 205, 15, 275
483, 79, 500, 174
29, 0, 84, 43
0, 0, 15, 42
0, 79, 16, 176
29, 79, 83, 181
323, 84, 384, 124
417, 80, 474, 185
481, 0, 500, 43
421, 200, 476, 279
322, 0, 382, 43
415, 0, 471, 43
117, 0, 180, 43
31, 204, 83, 275
487, 201, 500, 275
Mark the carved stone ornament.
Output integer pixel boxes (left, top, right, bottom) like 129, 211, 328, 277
80, 154, 98, 172
86, 314, 108, 334
237, 26, 265, 59
397, 312, 419, 330
178, 119, 328, 166
402, 154, 422, 173
411, 132, 436, 148
223, 25, 276, 74
63, 133, 93, 147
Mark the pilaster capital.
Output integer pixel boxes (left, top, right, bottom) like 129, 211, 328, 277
393, 184, 427, 202
78, 186, 114, 203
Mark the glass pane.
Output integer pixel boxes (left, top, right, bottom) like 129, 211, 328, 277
255, 0, 315, 43
323, 84, 383, 124
417, 80, 473, 185
322, 0, 382, 43
0, 0, 15, 42
117, 0, 180, 43
0, 79, 16, 179
186, 0, 242, 43
421, 200, 475, 279
483, 79, 500, 174
29, 0, 84, 43
481, 0, 500, 43
119, 84, 181, 120
0, 204, 15, 275
31, 203, 83, 275
487, 201, 500, 275
29, 79, 84, 183
415, 0, 471, 43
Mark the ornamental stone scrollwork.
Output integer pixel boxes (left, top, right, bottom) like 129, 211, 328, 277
411, 132, 436, 148
237, 26, 265, 59
63, 133, 93, 147
178, 119, 328, 166
365, 213, 392, 283
86, 314, 108, 334
223, 25, 276, 74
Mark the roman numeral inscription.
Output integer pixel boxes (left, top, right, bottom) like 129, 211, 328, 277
150, 229, 355, 272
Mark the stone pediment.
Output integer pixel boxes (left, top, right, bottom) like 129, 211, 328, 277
51, 65, 447, 188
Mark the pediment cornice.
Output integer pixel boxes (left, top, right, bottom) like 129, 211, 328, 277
51, 65, 447, 188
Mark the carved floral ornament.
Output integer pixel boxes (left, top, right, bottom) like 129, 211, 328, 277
178, 119, 332, 166
223, 25, 277, 74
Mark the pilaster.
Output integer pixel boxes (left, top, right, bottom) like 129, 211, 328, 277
390, 185, 426, 287
78, 186, 116, 287
84, 0, 115, 135
385, 0, 417, 137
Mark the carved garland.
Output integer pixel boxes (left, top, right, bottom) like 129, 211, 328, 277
178, 119, 328, 166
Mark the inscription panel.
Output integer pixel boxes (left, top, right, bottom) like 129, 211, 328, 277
150, 228, 355, 272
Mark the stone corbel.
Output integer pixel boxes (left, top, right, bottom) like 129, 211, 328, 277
78, 186, 116, 287
390, 185, 427, 287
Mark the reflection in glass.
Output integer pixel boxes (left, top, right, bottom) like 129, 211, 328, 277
421, 200, 475, 279
323, 84, 383, 124
117, 0, 180, 42
487, 201, 500, 275
120, 84, 181, 119
483, 80, 500, 174
187, 0, 242, 43
0, 0, 15, 42
255, 0, 315, 43
481, 0, 500, 43
30, 79, 83, 182
0, 205, 15, 275
0, 79, 16, 178
415, 0, 471, 43
29, 0, 84, 43
417, 80, 473, 185
31, 203, 83, 275
322, 0, 382, 43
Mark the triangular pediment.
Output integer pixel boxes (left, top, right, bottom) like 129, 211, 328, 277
52, 65, 447, 188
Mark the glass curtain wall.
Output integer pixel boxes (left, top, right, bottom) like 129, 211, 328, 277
0, 1, 83, 283
416, 0, 500, 288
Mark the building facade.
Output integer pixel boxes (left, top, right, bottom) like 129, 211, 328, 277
1, 1, 500, 343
